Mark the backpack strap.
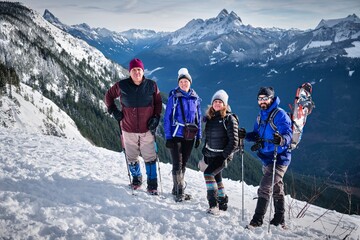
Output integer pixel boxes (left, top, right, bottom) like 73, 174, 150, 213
268, 108, 280, 131
223, 113, 238, 130
256, 107, 280, 133
179, 96, 199, 126
171, 95, 179, 124
223, 114, 230, 130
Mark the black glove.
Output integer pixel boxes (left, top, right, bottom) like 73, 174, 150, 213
238, 128, 246, 139
194, 139, 201, 148
247, 131, 260, 142
250, 140, 263, 152
273, 132, 283, 145
165, 139, 175, 148
108, 105, 123, 122
148, 117, 160, 131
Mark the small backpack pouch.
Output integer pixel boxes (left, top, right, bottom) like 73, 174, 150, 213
183, 123, 198, 140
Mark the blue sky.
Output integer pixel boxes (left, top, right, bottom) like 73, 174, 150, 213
19, 0, 360, 32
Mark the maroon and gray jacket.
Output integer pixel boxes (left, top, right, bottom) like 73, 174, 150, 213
105, 77, 162, 133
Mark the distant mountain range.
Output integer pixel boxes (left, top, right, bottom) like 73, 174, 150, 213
1, 2, 359, 191
43, 8, 360, 187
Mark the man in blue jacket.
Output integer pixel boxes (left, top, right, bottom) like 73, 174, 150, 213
240, 86, 292, 228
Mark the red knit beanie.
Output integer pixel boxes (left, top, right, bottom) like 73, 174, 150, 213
129, 58, 144, 71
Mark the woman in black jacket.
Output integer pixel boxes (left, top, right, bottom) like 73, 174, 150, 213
201, 89, 239, 215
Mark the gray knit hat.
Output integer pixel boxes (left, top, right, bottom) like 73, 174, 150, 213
178, 68, 192, 83
211, 89, 228, 105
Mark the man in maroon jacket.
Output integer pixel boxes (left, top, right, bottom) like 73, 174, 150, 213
105, 58, 162, 194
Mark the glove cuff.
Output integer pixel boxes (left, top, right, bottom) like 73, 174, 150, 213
108, 105, 118, 114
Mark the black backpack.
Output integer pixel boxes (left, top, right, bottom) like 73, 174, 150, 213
223, 113, 241, 149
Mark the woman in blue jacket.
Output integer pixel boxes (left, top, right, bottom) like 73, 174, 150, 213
163, 68, 201, 202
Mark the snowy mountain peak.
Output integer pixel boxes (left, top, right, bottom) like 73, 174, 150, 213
216, 9, 243, 24
216, 9, 230, 19
42, 9, 68, 31
169, 9, 244, 45
121, 28, 167, 40
43, 9, 61, 25
315, 13, 360, 29
74, 22, 92, 31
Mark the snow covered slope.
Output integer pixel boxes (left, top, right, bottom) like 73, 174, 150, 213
0, 83, 86, 142
0, 128, 359, 239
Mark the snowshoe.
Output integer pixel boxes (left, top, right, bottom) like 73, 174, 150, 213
183, 193, 191, 201
281, 224, 288, 230
289, 82, 315, 149
270, 219, 287, 229
129, 183, 141, 190
206, 207, 220, 216
174, 193, 192, 202
174, 195, 184, 202
245, 224, 256, 230
245, 221, 263, 230
147, 189, 159, 195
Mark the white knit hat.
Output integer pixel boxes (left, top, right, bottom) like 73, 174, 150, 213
211, 89, 228, 105
178, 68, 192, 83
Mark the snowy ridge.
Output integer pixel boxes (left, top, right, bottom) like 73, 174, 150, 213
0, 2, 127, 102
316, 14, 360, 29
0, 83, 86, 142
31, 10, 124, 79
1, 126, 359, 239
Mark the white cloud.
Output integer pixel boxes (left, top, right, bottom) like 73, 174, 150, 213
19, 0, 360, 32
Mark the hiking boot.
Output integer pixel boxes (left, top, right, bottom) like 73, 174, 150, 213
248, 220, 262, 228
147, 178, 158, 192
131, 176, 142, 190
207, 189, 218, 207
218, 195, 228, 211
172, 170, 189, 202
270, 198, 285, 226
249, 197, 269, 227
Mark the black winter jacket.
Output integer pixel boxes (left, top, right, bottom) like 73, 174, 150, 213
202, 111, 239, 160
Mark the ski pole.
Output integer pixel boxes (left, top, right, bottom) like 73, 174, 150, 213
240, 138, 245, 221
151, 129, 163, 196
268, 141, 278, 233
118, 122, 134, 195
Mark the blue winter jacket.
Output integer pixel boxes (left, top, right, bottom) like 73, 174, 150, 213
164, 87, 202, 140
246, 96, 292, 166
